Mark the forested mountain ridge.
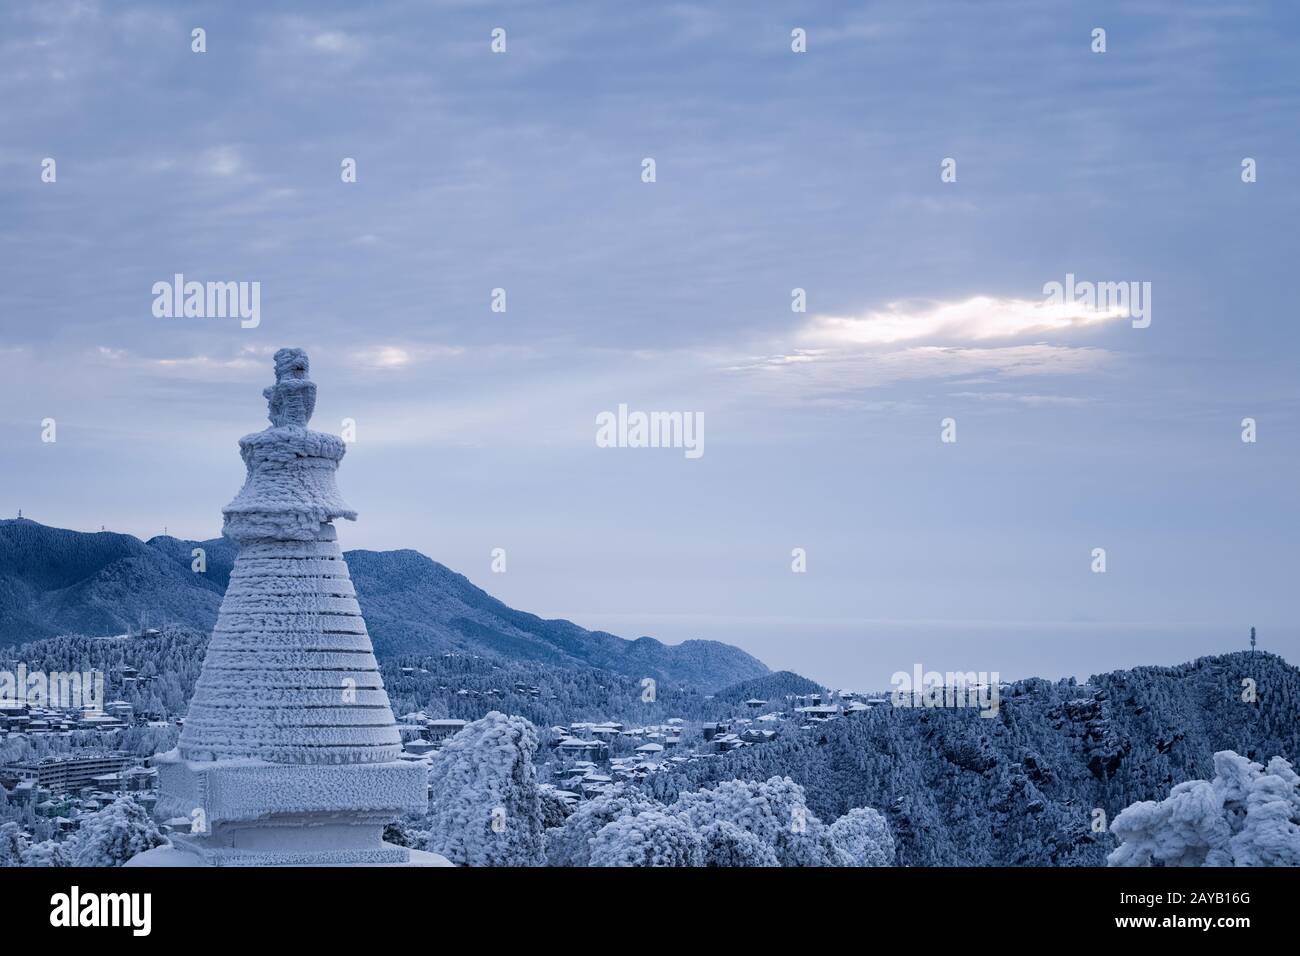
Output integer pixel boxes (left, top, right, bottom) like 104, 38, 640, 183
341, 547, 767, 689
712, 670, 827, 704
0, 520, 222, 645
0, 519, 767, 690
644, 651, 1299, 866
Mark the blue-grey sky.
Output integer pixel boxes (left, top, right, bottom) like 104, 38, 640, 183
2, 0, 1297, 688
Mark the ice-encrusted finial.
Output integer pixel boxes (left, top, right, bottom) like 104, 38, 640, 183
223, 346, 355, 541
264, 347, 316, 427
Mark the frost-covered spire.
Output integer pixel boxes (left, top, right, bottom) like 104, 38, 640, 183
177, 349, 398, 765
136, 349, 436, 866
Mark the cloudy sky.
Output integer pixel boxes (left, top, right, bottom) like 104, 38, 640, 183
2, 0, 1297, 688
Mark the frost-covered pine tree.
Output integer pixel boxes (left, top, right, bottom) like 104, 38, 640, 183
674, 776, 837, 866
698, 819, 779, 867
425, 711, 545, 866
1108, 750, 1300, 866
537, 786, 574, 830
21, 838, 74, 867
382, 818, 427, 849
545, 786, 662, 867
74, 797, 165, 867
0, 821, 29, 867
829, 807, 895, 866
589, 809, 704, 867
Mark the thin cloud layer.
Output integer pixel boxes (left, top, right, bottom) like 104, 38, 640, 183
802, 295, 1128, 347
725, 293, 1125, 402
730, 343, 1116, 399
351, 344, 465, 369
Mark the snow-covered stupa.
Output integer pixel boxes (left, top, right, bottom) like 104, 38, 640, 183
131, 348, 443, 866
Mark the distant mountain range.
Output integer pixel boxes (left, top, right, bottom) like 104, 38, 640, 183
0, 519, 768, 690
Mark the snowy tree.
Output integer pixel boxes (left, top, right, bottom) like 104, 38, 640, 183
589, 809, 704, 867
545, 786, 661, 867
698, 819, 779, 867
537, 786, 573, 829
424, 711, 545, 866
1109, 750, 1300, 867
674, 776, 837, 866
0, 822, 29, 867
383, 818, 426, 849
22, 838, 74, 867
830, 807, 895, 866
73, 797, 164, 867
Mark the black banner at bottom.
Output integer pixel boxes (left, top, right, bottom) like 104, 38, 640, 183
0, 865, 1281, 941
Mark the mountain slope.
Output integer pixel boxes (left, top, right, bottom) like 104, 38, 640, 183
0, 520, 222, 642
146, 533, 237, 591
713, 670, 827, 704
0, 520, 767, 689
340, 548, 767, 688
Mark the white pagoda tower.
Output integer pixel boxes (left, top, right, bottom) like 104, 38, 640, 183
131, 349, 444, 866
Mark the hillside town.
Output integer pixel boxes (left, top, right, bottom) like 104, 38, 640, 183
0, 667, 898, 856
389, 688, 894, 810
0, 698, 166, 847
